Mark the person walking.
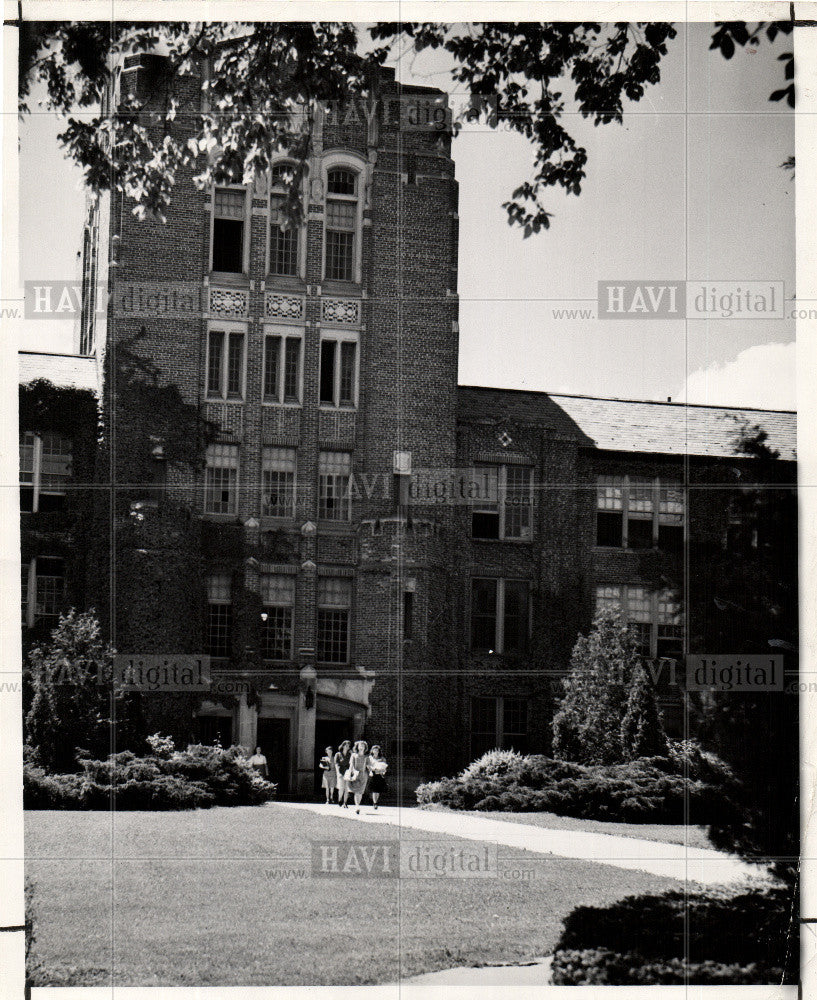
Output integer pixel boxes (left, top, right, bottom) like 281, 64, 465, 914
319, 746, 337, 804
248, 746, 268, 779
334, 740, 352, 808
345, 740, 370, 814
367, 745, 388, 810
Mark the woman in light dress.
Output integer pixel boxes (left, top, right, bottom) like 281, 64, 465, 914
345, 740, 370, 814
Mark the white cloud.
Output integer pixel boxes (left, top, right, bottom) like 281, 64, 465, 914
679, 342, 796, 410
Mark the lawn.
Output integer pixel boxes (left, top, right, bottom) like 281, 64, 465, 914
25, 805, 678, 986
467, 810, 715, 850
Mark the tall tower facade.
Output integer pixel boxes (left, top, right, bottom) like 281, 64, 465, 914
100, 56, 460, 795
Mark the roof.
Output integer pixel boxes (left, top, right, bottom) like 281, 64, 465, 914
458, 385, 797, 462
18, 352, 99, 394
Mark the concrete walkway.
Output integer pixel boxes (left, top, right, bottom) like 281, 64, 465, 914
276, 801, 767, 886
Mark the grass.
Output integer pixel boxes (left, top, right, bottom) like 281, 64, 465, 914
25, 805, 678, 986
465, 810, 716, 850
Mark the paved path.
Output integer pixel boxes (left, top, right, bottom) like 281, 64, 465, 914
276, 801, 766, 886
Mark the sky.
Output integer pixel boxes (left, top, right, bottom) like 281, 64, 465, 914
18, 22, 796, 409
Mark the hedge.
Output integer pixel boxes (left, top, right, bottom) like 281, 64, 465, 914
415, 747, 741, 825
24, 740, 276, 810
551, 885, 796, 984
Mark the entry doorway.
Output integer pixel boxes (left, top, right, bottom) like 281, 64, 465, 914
257, 718, 291, 797
314, 718, 354, 797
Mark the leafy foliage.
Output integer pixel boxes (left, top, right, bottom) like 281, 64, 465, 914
552, 608, 668, 765
416, 749, 740, 824
621, 661, 669, 760
24, 736, 276, 809
552, 884, 796, 984
17, 20, 792, 230
24, 610, 143, 772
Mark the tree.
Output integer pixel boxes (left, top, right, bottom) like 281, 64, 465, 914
620, 660, 669, 760
16, 19, 792, 229
25, 609, 143, 772
552, 607, 667, 765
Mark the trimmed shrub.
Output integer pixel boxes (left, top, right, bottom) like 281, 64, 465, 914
551, 950, 783, 985
416, 749, 741, 825
551, 885, 795, 984
24, 737, 276, 810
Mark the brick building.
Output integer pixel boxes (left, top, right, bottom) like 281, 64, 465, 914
20, 59, 797, 798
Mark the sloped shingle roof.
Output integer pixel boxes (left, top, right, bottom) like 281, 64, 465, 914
458, 386, 796, 462
18, 352, 99, 394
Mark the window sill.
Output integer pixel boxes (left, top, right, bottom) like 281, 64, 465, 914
209, 272, 250, 286
262, 400, 302, 409
471, 536, 533, 545
321, 280, 361, 295
592, 544, 682, 553
318, 404, 358, 413
206, 396, 245, 405
265, 275, 306, 290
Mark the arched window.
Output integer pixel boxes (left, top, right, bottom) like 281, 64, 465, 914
324, 167, 359, 282
269, 162, 300, 278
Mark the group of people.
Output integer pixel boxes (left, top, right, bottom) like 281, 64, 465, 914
319, 740, 388, 813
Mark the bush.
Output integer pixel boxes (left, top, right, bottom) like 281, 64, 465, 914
551, 884, 795, 984
24, 767, 87, 809
551, 950, 783, 985
415, 748, 741, 825
24, 737, 276, 810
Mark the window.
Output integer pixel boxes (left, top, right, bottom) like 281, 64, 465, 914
269, 164, 300, 277
261, 574, 295, 660
319, 334, 358, 407
471, 464, 533, 540
596, 476, 684, 550
206, 574, 232, 659
318, 451, 352, 521
262, 447, 296, 518
22, 556, 66, 628
595, 584, 683, 659
20, 431, 72, 512
325, 168, 359, 281
470, 578, 530, 653
205, 443, 239, 515
317, 576, 352, 663
470, 696, 529, 758
264, 331, 302, 403
207, 327, 245, 400
211, 187, 246, 273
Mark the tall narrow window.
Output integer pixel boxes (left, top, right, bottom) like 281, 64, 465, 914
269, 164, 299, 277
211, 187, 245, 273
206, 328, 245, 400
206, 574, 232, 658
261, 574, 295, 659
319, 334, 358, 407
470, 697, 530, 758
470, 578, 498, 651
262, 447, 296, 518
20, 431, 72, 513
263, 332, 302, 404
205, 443, 239, 514
318, 451, 352, 521
319, 341, 336, 404
325, 168, 358, 281
470, 578, 530, 653
317, 576, 352, 663
470, 464, 532, 540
